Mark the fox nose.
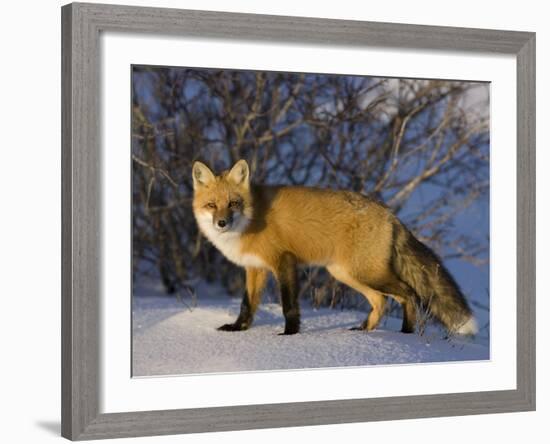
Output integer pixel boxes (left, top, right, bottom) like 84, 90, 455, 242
217, 219, 227, 228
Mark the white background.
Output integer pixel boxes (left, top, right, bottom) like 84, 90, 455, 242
0, 0, 546, 443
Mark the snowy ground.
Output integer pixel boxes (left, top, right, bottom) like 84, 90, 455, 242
132, 284, 489, 377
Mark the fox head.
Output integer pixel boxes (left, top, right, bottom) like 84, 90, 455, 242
192, 159, 253, 235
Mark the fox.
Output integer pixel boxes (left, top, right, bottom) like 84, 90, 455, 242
192, 159, 478, 336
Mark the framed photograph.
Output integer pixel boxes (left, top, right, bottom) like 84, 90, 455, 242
61, 2, 535, 440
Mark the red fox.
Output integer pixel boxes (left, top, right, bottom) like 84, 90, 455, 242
192, 159, 478, 336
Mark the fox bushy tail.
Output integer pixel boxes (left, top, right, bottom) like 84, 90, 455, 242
391, 221, 477, 335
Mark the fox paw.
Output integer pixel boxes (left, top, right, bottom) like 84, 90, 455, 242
278, 325, 300, 335
349, 326, 367, 331
217, 322, 247, 332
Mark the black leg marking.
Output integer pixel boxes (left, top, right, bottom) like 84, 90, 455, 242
217, 292, 252, 332
217, 268, 268, 332
400, 300, 417, 334
277, 254, 300, 335
279, 282, 300, 335
349, 318, 369, 331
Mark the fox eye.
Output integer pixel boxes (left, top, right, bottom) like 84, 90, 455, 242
229, 200, 240, 208
206, 202, 217, 209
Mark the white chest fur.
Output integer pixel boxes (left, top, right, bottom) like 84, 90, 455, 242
196, 214, 267, 269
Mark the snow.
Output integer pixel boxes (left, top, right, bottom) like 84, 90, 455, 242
132, 283, 489, 377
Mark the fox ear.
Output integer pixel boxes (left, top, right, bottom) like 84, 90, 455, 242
192, 161, 215, 189
227, 159, 250, 188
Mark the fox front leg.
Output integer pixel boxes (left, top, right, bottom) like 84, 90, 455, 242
218, 268, 268, 332
275, 253, 300, 335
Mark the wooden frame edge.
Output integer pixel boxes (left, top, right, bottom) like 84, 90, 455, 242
61, 2, 536, 440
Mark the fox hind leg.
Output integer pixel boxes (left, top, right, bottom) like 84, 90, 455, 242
400, 299, 417, 333
326, 265, 387, 332
353, 289, 416, 334
351, 289, 387, 332
373, 280, 419, 334
327, 264, 419, 334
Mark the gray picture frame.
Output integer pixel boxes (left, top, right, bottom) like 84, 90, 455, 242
61, 2, 536, 440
